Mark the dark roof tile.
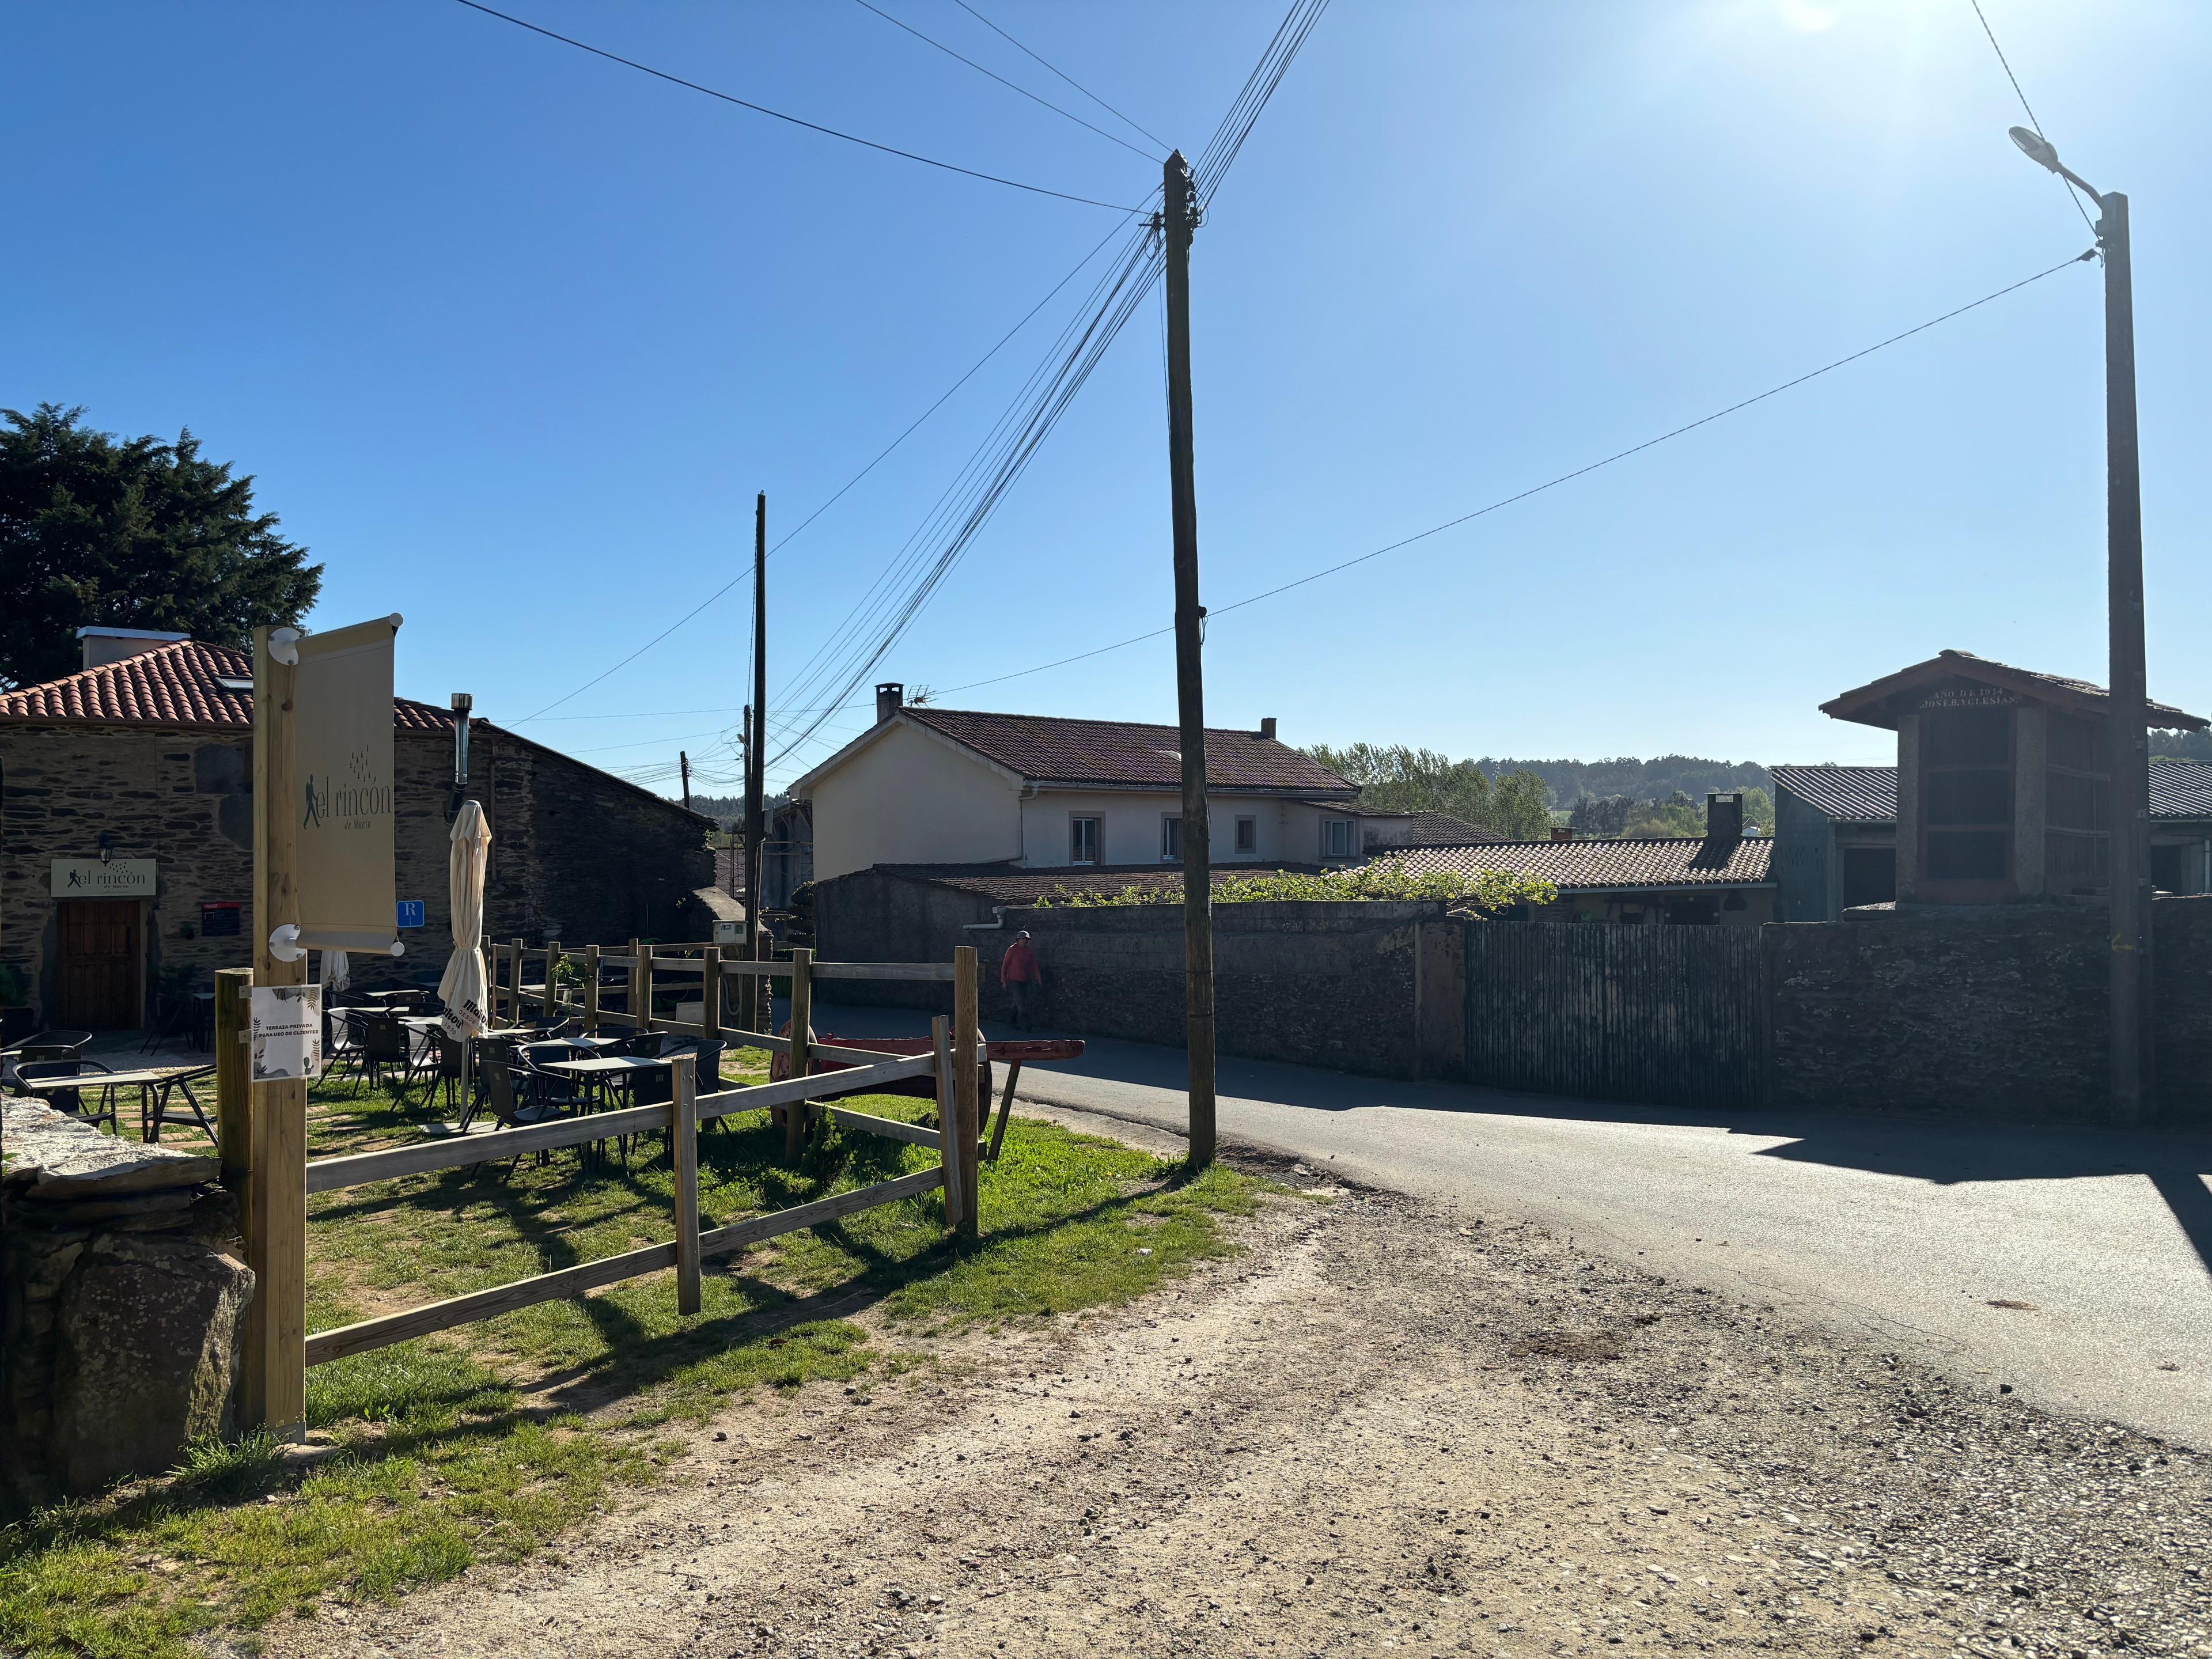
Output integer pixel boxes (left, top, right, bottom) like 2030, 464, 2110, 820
899, 707, 1352, 793
1772, 760, 2212, 821
1386, 835, 1774, 891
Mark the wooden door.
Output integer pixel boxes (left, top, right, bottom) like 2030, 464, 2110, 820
57, 900, 142, 1029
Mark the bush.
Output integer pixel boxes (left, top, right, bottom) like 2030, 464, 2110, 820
1035, 865, 1556, 912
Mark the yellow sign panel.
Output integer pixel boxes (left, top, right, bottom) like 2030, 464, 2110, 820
294, 617, 402, 953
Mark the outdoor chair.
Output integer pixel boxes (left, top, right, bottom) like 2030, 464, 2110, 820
13, 1058, 119, 1133
359, 1012, 435, 1101
476, 1062, 574, 1182
430, 1032, 474, 1118
320, 1009, 371, 1095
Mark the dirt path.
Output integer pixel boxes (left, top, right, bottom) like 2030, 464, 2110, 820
281, 1146, 2211, 1659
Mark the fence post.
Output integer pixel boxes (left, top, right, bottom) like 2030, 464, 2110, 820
245, 625, 306, 1437
482, 934, 495, 1021
701, 943, 721, 1043
584, 944, 601, 1033
933, 1014, 963, 1231
953, 945, 981, 1241
632, 938, 652, 1032
508, 938, 524, 1024
672, 1053, 700, 1315
543, 940, 561, 1023
214, 967, 252, 1192
788, 946, 813, 1147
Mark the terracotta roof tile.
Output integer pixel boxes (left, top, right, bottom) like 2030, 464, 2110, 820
900, 707, 1353, 794
0, 638, 454, 731
1385, 835, 1774, 891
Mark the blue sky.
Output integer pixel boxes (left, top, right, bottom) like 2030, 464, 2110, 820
7, 1, 2207, 794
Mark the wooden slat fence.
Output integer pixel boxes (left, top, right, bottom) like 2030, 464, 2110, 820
228, 945, 986, 1427
1463, 922, 1765, 1110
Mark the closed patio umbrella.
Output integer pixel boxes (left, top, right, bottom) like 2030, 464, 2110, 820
321, 949, 351, 997
437, 800, 492, 1041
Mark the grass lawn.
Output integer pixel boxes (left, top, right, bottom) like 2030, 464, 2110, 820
0, 1049, 1264, 1658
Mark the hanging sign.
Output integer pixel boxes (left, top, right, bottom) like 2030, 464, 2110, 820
50, 858, 156, 897
293, 616, 403, 953
250, 984, 323, 1082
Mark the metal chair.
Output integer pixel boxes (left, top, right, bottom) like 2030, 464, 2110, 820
13, 1058, 119, 1132
359, 1012, 434, 1101
320, 1009, 372, 1095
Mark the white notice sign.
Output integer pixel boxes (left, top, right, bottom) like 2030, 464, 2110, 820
251, 985, 323, 1082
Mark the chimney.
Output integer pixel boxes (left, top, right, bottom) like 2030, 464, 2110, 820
77, 626, 188, 672
876, 682, 904, 725
1706, 791, 1744, 842
1551, 826, 1574, 842
1259, 717, 1277, 741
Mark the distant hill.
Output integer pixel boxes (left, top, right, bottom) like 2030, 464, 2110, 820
1472, 756, 1771, 808
688, 793, 743, 827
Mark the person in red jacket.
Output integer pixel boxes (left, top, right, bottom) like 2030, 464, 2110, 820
999, 930, 1043, 1029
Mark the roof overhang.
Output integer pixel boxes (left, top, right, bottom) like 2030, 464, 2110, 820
1821, 649, 2207, 732
789, 711, 1028, 798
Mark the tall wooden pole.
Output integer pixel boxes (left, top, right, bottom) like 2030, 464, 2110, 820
2100, 190, 2150, 1126
1162, 150, 1216, 1168
745, 493, 768, 1034
245, 626, 307, 1434
680, 750, 691, 812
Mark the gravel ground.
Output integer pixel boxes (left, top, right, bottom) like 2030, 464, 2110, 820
275, 1135, 2212, 1659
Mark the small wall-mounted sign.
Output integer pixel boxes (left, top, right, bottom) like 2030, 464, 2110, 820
200, 902, 243, 938
250, 984, 322, 1082
51, 858, 156, 898
396, 900, 426, 930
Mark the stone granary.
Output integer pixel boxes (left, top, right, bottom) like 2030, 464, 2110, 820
0, 628, 716, 1028
1810, 649, 2210, 910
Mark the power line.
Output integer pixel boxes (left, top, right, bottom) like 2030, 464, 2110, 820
847, 0, 1162, 162
947, 0, 1169, 153
511, 213, 1143, 724
763, 0, 1329, 769
449, 0, 1147, 213
1966, 0, 2097, 238
913, 252, 2096, 706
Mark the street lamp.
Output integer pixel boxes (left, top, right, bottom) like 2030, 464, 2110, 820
2010, 126, 2150, 1126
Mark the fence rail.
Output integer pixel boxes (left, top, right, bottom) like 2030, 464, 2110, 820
229, 946, 986, 1424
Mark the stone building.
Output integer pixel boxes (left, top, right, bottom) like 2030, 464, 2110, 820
1797, 649, 2211, 914
0, 629, 715, 1029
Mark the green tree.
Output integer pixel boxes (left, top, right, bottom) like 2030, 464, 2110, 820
1305, 743, 1551, 839
0, 404, 322, 690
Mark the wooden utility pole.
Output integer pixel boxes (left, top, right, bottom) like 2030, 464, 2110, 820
245, 625, 307, 1434
744, 493, 768, 1034
2099, 190, 2151, 1126
680, 750, 691, 811
1162, 149, 1216, 1168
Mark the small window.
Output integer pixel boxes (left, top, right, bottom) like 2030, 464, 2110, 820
1321, 818, 1354, 859
1234, 816, 1256, 854
1161, 816, 1182, 862
1070, 816, 1101, 865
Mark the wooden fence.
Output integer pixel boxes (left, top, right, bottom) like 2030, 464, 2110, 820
221, 944, 984, 1431
1463, 922, 1765, 1110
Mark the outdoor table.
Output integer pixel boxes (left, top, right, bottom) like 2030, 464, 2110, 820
541, 1054, 669, 1115
16, 1066, 216, 1145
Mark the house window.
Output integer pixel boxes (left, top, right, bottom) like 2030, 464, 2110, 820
1070, 816, 1101, 866
1234, 816, 1256, 854
1321, 818, 1354, 859
1161, 816, 1182, 862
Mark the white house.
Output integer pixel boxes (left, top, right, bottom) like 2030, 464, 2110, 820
790, 685, 1491, 885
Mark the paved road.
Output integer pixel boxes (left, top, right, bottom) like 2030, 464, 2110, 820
809, 1000, 2212, 1448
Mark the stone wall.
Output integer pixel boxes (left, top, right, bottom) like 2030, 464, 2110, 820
815, 869, 1444, 1078
2, 1097, 252, 1498
0, 719, 714, 1022
1766, 897, 2212, 1123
